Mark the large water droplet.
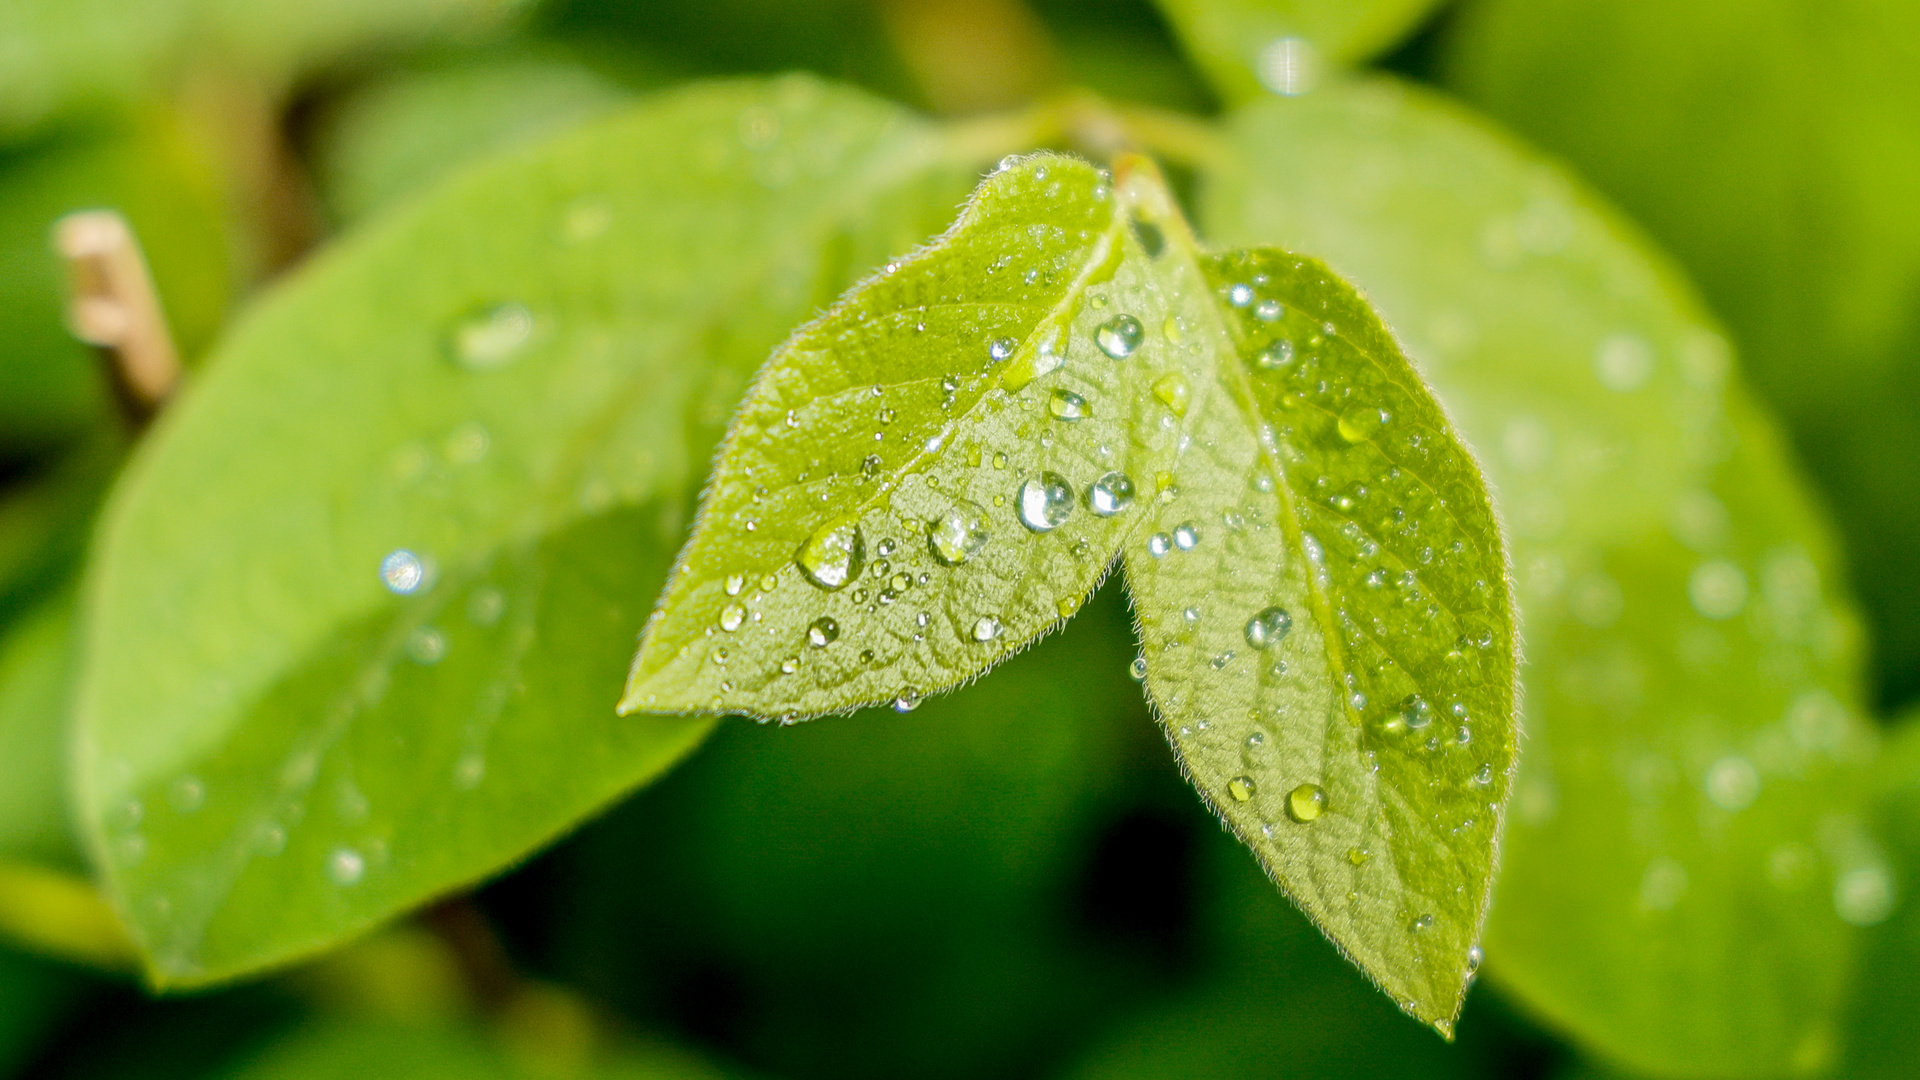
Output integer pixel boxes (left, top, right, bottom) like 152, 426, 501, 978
796, 520, 864, 590
807, 617, 839, 647
1286, 782, 1327, 822
1018, 472, 1074, 532
972, 615, 1002, 642
1400, 694, 1432, 731
1173, 522, 1200, 550
929, 501, 990, 565
1228, 775, 1257, 802
1049, 388, 1090, 420
1095, 314, 1144, 359
380, 550, 426, 594
719, 604, 748, 632
1087, 472, 1135, 516
448, 302, 533, 370
1148, 533, 1172, 557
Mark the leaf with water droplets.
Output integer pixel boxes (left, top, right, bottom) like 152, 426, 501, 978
1203, 77, 1879, 1074
623, 154, 1191, 718
72, 77, 990, 987
629, 152, 1518, 1032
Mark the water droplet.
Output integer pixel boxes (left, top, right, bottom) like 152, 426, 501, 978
1152, 372, 1190, 417
1835, 866, 1896, 926
1347, 847, 1370, 866
1473, 764, 1494, 786
893, 690, 921, 713
796, 520, 864, 590
1640, 857, 1689, 911
972, 615, 1002, 642
1239, 606, 1291, 650
1410, 913, 1435, 932
329, 848, 365, 885
449, 302, 533, 370
444, 422, 489, 464
806, 617, 839, 647
1595, 333, 1654, 391
1049, 388, 1091, 420
407, 626, 446, 664
1227, 283, 1254, 307
1255, 299, 1283, 322
1467, 945, 1484, 972
1173, 522, 1200, 550
1228, 776, 1257, 802
1337, 407, 1390, 443
1256, 340, 1295, 370
988, 337, 1017, 362
1129, 657, 1148, 680
1148, 532, 1173, 557
1182, 606, 1201, 624
725, 574, 746, 596
169, 776, 205, 814
1087, 472, 1135, 516
1400, 694, 1432, 731
1689, 560, 1748, 620
1095, 314, 1144, 359
1286, 782, 1327, 822
719, 604, 748, 632
380, 550, 426, 594
1705, 756, 1759, 810
1018, 472, 1074, 532
928, 501, 990, 565
779, 656, 799, 675
711, 647, 728, 665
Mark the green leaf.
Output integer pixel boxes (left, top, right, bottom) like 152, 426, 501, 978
1837, 713, 1920, 1079
1151, 0, 1447, 101
1202, 77, 1879, 1075
626, 153, 1517, 1032
0, 590, 83, 869
74, 76, 987, 987
218, 1018, 738, 1080
1439, 0, 1920, 706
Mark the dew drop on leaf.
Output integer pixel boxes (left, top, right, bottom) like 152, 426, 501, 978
796, 520, 864, 590
1017, 472, 1075, 532
1255, 299, 1284, 321
1048, 388, 1091, 421
328, 848, 365, 886
1244, 606, 1293, 649
806, 617, 839, 648
1256, 340, 1295, 369
929, 501, 990, 565
971, 615, 1002, 642
1286, 782, 1328, 822
1087, 471, 1135, 516
988, 336, 1017, 362
380, 549, 425, 594
1148, 532, 1173, 557
1129, 657, 1148, 681
1228, 775, 1257, 802
724, 574, 746, 596
1227, 282, 1254, 307
719, 604, 747, 632
1173, 522, 1201, 550
1095, 314, 1144, 358
1338, 406, 1391, 443
447, 302, 533, 370
1152, 372, 1190, 416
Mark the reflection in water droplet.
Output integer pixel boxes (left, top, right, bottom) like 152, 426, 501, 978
1095, 315, 1144, 359
1148, 533, 1172, 557
1338, 407, 1390, 443
929, 501, 991, 566
807, 617, 839, 647
1087, 472, 1135, 516
1049, 388, 1090, 420
1129, 657, 1148, 681
972, 615, 1002, 642
1257, 340, 1295, 369
1018, 473, 1074, 532
449, 302, 534, 370
1244, 607, 1292, 649
893, 690, 921, 713
381, 550, 426, 594
1255, 299, 1283, 322
1400, 694, 1432, 731
1227, 776, 1256, 802
1286, 782, 1327, 822
1152, 372, 1190, 417
1347, 847, 1370, 866
796, 521, 864, 590
1473, 764, 1494, 787
719, 604, 747, 632
725, 574, 746, 596
989, 337, 1017, 362
1173, 522, 1200, 550
329, 848, 365, 885
1411, 914, 1435, 932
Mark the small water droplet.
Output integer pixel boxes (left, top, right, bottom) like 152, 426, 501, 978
972, 615, 1002, 642
1049, 388, 1091, 421
1400, 694, 1432, 731
1835, 865, 1896, 926
1087, 472, 1135, 516
1129, 657, 1148, 681
893, 690, 921, 713
1473, 763, 1494, 786
1348, 847, 1370, 866
1241, 607, 1293, 650
1689, 560, 1748, 620
807, 617, 839, 647
1148, 532, 1173, 557
1255, 299, 1283, 322
1286, 782, 1327, 822
779, 656, 799, 675
1338, 407, 1391, 443
988, 337, 1018, 362
448, 302, 533, 370
1705, 755, 1759, 810
1227, 283, 1254, 307
1018, 472, 1075, 532
381, 550, 426, 594
169, 776, 205, 814
1152, 372, 1190, 417
329, 848, 365, 885
719, 604, 747, 632
1095, 314, 1144, 359
796, 520, 864, 590
1410, 913, 1435, 932
1182, 606, 1201, 624
407, 626, 447, 664
1228, 776, 1257, 801
725, 574, 746, 596
929, 501, 990, 565
1173, 522, 1200, 550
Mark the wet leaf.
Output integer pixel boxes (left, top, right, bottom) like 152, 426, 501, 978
0, 591, 83, 870
73, 77, 985, 987
1151, 0, 1446, 101
1203, 77, 1879, 1075
627, 153, 1517, 1030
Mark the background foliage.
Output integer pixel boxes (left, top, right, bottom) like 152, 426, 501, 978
0, 0, 1915, 1078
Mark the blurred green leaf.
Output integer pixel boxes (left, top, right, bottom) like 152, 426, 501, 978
1152, 0, 1447, 101
0, 591, 83, 869
1203, 77, 1878, 1076
0, 945, 86, 1075
1439, 0, 1920, 708
73, 76, 988, 988
626, 153, 1514, 1030
310, 48, 635, 225
0, 118, 230, 449
1836, 712, 1920, 1078
0, 0, 522, 140
217, 1017, 737, 1080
